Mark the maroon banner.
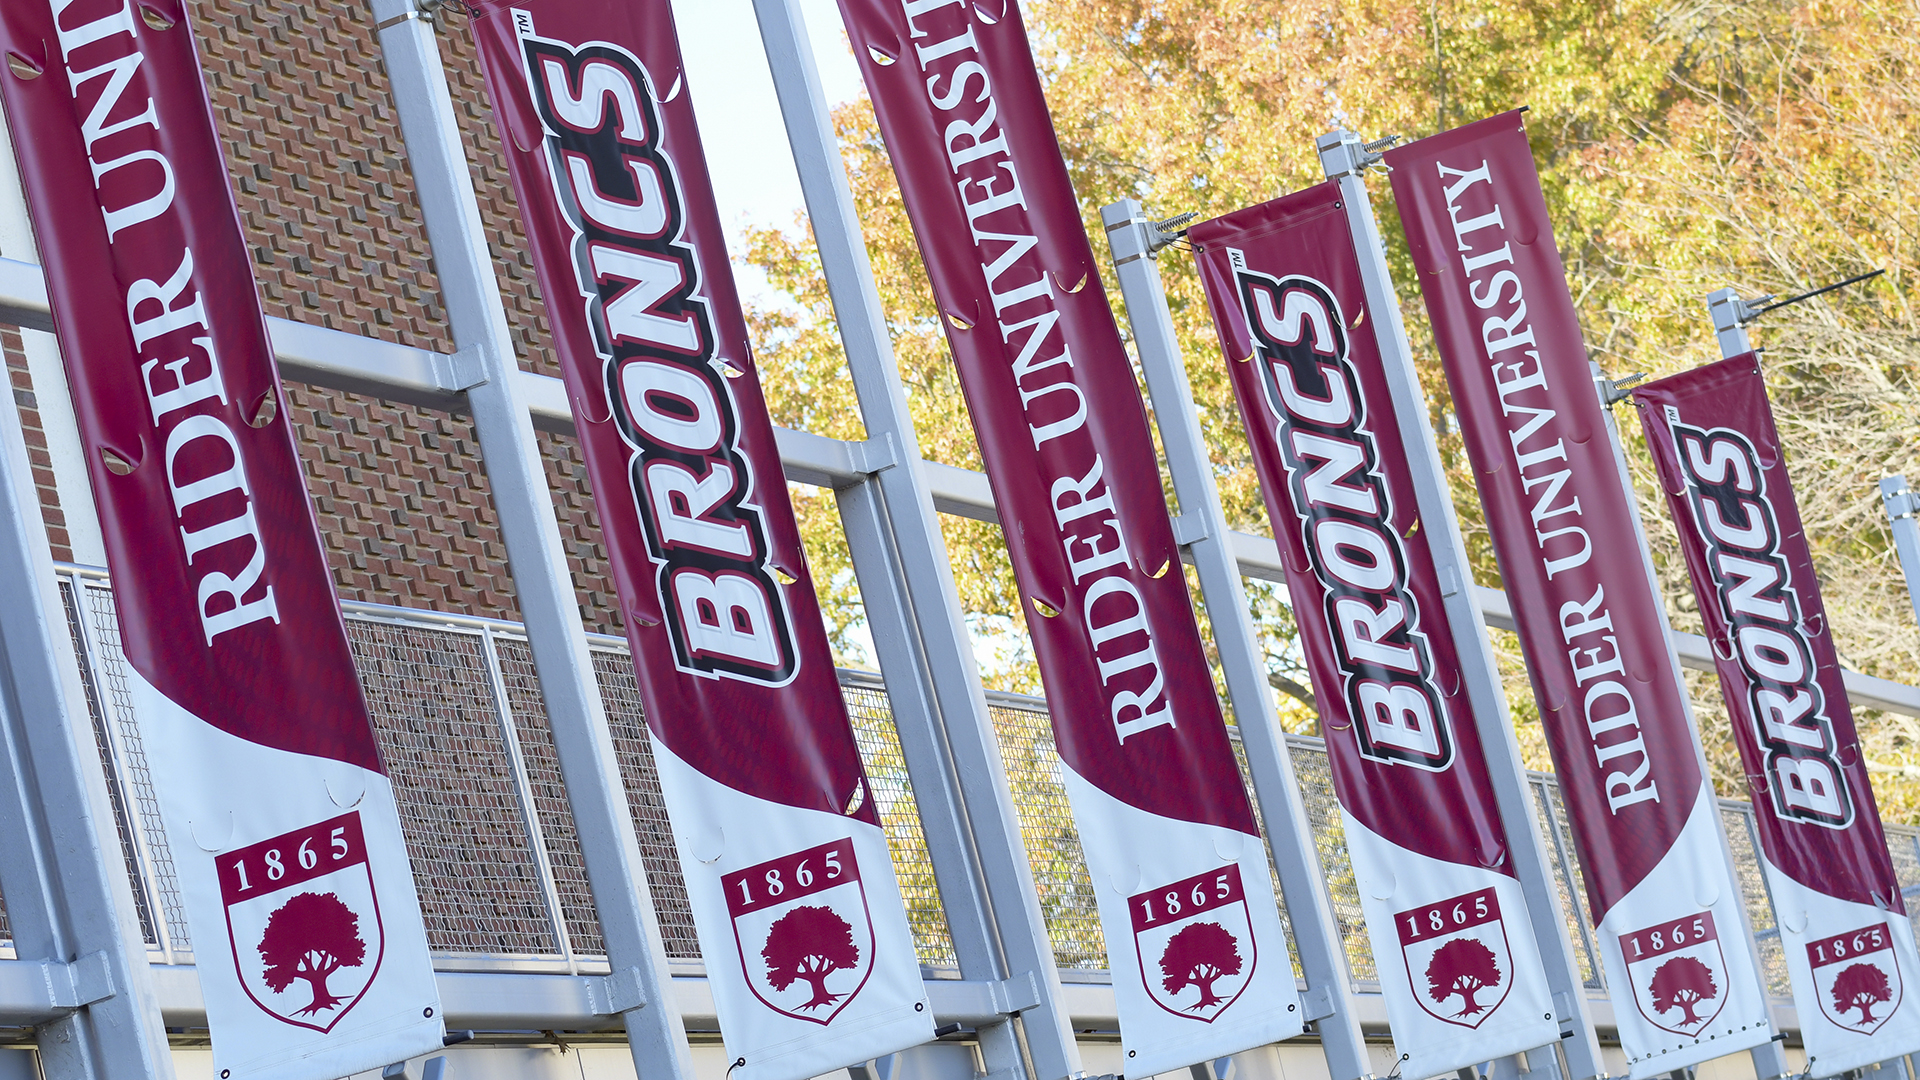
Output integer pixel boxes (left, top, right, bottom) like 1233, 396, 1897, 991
471, 0, 869, 822
1188, 186, 1559, 1071
1638, 357, 1899, 907
1636, 358, 1920, 1068
0, 0, 374, 769
1190, 186, 1513, 872
1385, 113, 1700, 919
0, 3, 443, 1077
468, 5, 931, 1077
833, 0, 1251, 834
1388, 115, 1776, 1074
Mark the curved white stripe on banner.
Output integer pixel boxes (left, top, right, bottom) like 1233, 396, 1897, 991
1059, 765, 1302, 1079
128, 672, 441, 1080
1340, 814, 1557, 1079
1765, 859, 1920, 1075
651, 740, 930, 1080
1593, 788, 1773, 1079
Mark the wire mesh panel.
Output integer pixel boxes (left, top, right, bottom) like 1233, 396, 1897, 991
985, 699, 1106, 969
1720, 803, 1791, 998
494, 637, 605, 958
1280, 739, 1375, 983
589, 648, 703, 961
1887, 825, 1920, 942
346, 618, 561, 957
58, 581, 159, 948
840, 678, 958, 968
71, 581, 190, 952
1531, 777, 1604, 990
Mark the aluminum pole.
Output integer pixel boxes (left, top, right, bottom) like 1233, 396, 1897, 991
1100, 198, 1372, 1080
1884, 477, 1920, 633
752, 2, 1081, 1076
0, 338, 175, 1079
367, 6, 693, 1079
1314, 129, 1603, 1080
1707, 288, 1758, 360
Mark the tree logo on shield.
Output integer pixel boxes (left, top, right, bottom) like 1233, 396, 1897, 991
1395, 887, 1513, 1027
1808, 921, 1903, 1034
221, 812, 385, 1032
723, 837, 875, 1024
1130, 864, 1257, 1022
1619, 911, 1729, 1035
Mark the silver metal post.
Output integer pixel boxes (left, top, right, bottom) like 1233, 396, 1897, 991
1883, 476, 1920, 632
0, 335, 175, 1078
1706, 288, 1757, 360
367, 5, 693, 1078
1100, 197, 1372, 1080
751, 1, 1081, 1076
1314, 129, 1604, 1080
1589, 365, 1791, 1080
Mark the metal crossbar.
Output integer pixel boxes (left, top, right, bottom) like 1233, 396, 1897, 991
24, 566, 1920, 1008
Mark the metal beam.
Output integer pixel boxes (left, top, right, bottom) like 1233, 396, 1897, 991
0, 326, 175, 1079
1885, 476, 1920, 633
365, 7, 695, 1080
7, 254, 1916, 721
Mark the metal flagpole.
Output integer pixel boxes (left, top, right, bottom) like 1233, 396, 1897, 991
751, 2, 1083, 1077
0, 332, 176, 1079
1312, 128, 1604, 1080
1099, 198, 1373, 1080
1884, 477, 1920, 633
366, 5, 695, 1080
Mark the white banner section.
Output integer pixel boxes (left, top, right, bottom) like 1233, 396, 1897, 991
133, 678, 442, 1080
1595, 790, 1773, 1077
1343, 816, 1555, 1078
1061, 769, 1303, 1077
654, 743, 931, 1080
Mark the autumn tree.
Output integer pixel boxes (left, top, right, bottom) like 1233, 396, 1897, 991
1426, 938, 1502, 1016
1158, 921, 1244, 1010
1831, 962, 1893, 1025
762, 905, 861, 1010
745, 0, 1920, 819
1649, 956, 1718, 1027
258, 891, 366, 1016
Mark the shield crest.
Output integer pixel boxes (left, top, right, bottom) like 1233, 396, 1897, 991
1619, 911, 1729, 1036
1808, 921, 1903, 1035
724, 837, 876, 1025
1395, 886, 1514, 1028
1130, 864, 1257, 1022
220, 811, 386, 1033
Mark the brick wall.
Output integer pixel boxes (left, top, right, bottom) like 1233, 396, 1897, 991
5, 1, 622, 631
4, 328, 72, 563
17, 0, 617, 636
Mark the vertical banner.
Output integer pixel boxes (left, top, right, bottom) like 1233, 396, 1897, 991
467, 5, 931, 1079
832, 1, 1303, 1072
0, 3, 443, 1079
1385, 113, 1773, 1077
1190, 186, 1558, 1078
1638, 357, 1920, 1075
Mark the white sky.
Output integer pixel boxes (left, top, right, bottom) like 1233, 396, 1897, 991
665, 0, 868, 304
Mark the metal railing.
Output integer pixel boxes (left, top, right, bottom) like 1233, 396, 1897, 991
21, 566, 1920, 1004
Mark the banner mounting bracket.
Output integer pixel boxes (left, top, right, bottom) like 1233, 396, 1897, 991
45, 950, 117, 1011
587, 965, 649, 1016
431, 343, 491, 393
